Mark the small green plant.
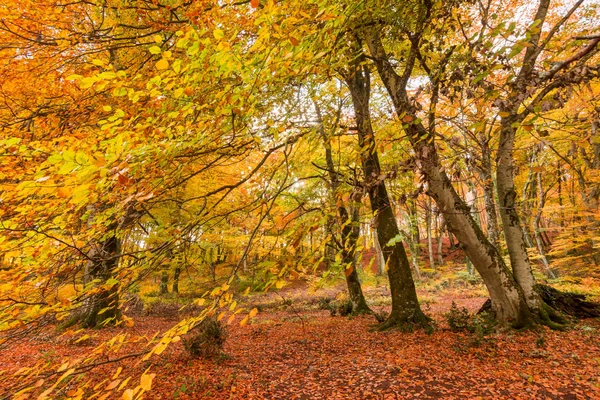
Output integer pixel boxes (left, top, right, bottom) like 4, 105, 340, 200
318, 297, 332, 311
536, 334, 546, 348
183, 318, 227, 359
445, 302, 472, 332
327, 299, 353, 317
445, 302, 495, 336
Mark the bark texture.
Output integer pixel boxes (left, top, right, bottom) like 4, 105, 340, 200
343, 52, 427, 329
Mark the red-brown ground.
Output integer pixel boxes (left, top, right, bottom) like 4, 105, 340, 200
2, 292, 600, 399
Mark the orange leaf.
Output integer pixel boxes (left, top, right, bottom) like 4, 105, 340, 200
117, 174, 130, 186
251, 0, 259, 8
57, 187, 71, 198
156, 58, 169, 70
289, 37, 299, 46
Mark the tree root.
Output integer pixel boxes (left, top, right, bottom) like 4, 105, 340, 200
370, 309, 431, 333
478, 284, 600, 331
535, 284, 600, 319
350, 301, 373, 317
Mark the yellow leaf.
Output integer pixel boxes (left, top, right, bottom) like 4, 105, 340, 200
122, 389, 134, 400
57, 187, 71, 198
240, 316, 249, 326
112, 367, 123, 380
140, 373, 155, 391
156, 59, 169, 70
217, 311, 226, 321
249, 307, 258, 318
149, 46, 161, 55
118, 377, 131, 390
213, 29, 224, 40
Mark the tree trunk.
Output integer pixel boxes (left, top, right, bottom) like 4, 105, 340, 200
173, 266, 181, 294
426, 197, 435, 269
78, 233, 122, 328
406, 200, 422, 278
436, 217, 444, 267
373, 229, 386, 276
343, 53, 427, 329
497, 117, 542, 311
533, 172, 556, 279
520, 162, 536, 249
316, 103, 371, 315
159, 271, 169, 296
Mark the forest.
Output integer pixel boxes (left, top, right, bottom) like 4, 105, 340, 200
1, 0, 600, 398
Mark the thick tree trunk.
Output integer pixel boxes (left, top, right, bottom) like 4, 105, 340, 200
344, 55, 427, 329
78, 232, 122, 328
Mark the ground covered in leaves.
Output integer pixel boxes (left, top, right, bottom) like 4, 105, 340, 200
2, 290, 600, 399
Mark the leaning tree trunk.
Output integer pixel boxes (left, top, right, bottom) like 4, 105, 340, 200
343, 54, 427, 330
316, 104, 371, 315
364, 30, 536, 327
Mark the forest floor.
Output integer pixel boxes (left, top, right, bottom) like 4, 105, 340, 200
3, 283, 600, 399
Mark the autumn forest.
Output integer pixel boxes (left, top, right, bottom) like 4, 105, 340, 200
2, 0, 600, 398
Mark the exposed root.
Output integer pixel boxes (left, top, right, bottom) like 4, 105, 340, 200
370, 309, 431, 333
536, 284, 600, 319
479, 284, 600, 331
350, 302, 373, 317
